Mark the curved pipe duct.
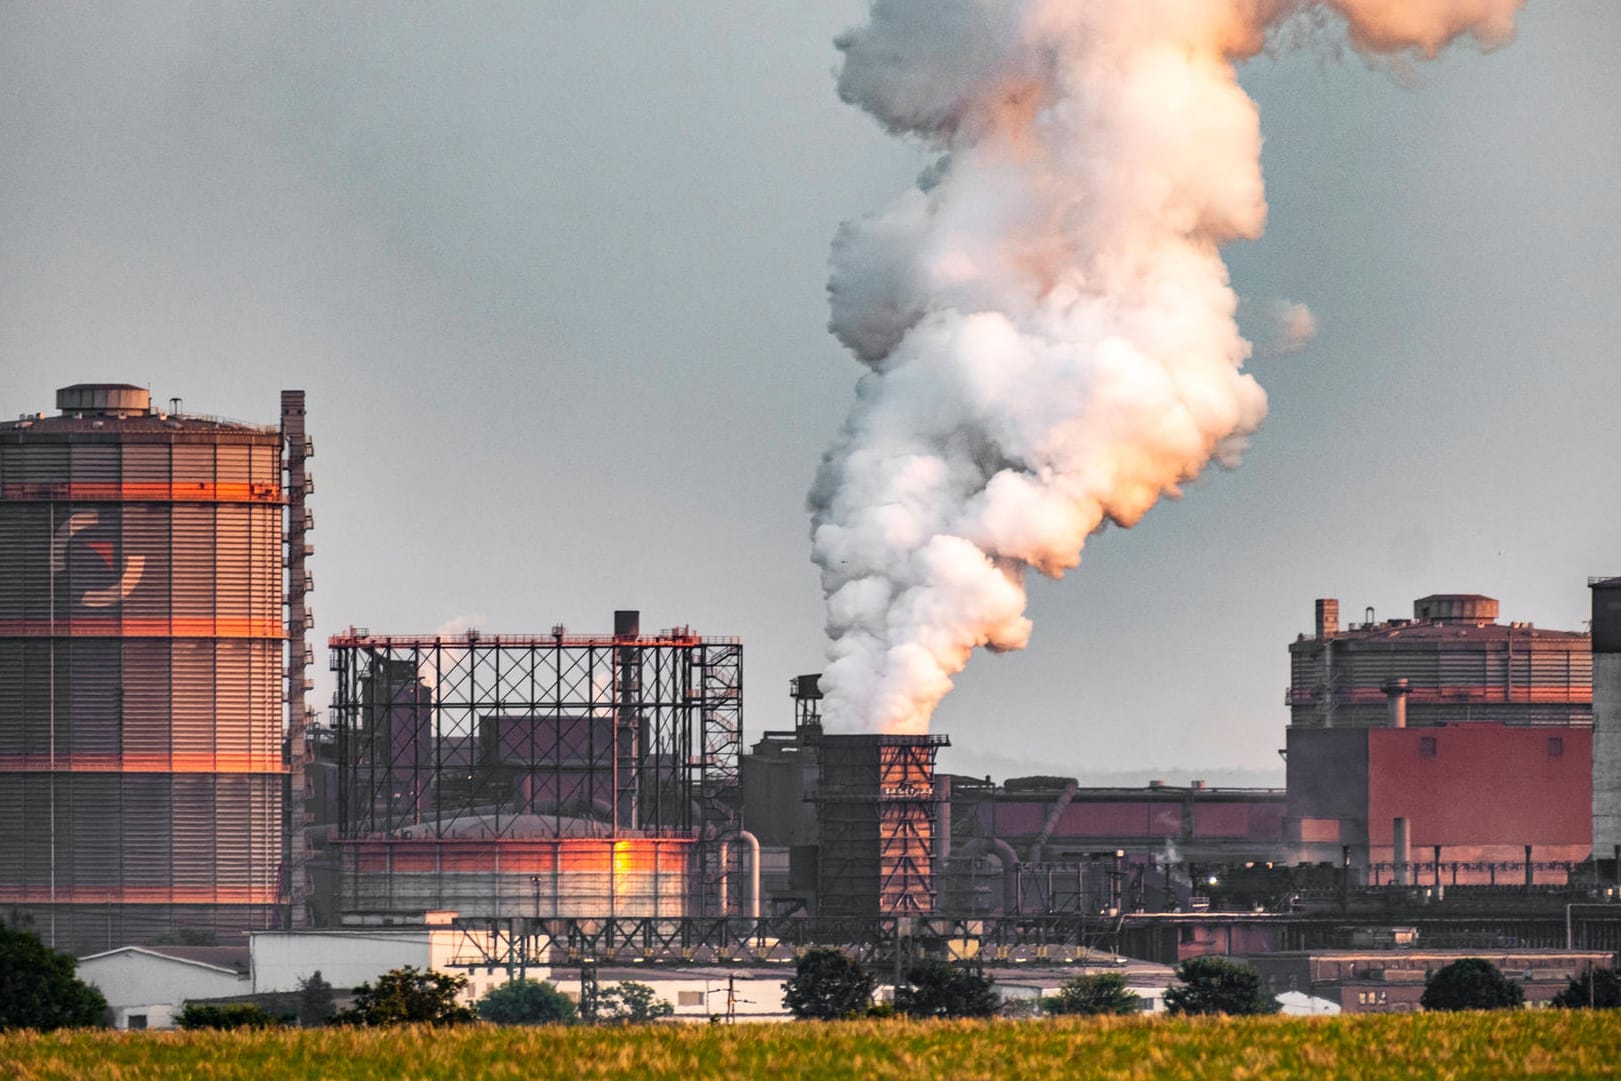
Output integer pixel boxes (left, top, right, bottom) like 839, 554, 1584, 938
1028, 780, 1079, 863
956, 836, 1021, 915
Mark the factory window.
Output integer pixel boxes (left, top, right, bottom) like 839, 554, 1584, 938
678, 991, 705, 1007
1548, 737, 1565, 758
127, 1014, 147, 1030
1419, 737, 1437, 759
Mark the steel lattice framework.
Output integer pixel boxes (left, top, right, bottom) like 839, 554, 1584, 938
328, 620, 741, 917
435, 907, 1621, 972
814, 734, 948, 917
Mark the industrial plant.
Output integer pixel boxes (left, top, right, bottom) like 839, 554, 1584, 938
2, 383, 1619, 1022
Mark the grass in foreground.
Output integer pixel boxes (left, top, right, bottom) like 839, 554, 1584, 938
4, 1011, 1620, 1081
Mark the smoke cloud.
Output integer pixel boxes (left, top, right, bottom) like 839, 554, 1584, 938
810, 0, 1522, 734
1262, 299, 1319, 357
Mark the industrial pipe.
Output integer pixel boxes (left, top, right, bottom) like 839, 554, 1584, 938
1392, 817, 1410, 887
738, 829, 761, 920
719, 831, 762, 919
957, 836, 1021, 915
1028, 780, 1080, 863
1382, 678, 1409, 728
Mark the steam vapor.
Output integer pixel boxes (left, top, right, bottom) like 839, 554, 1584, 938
1263, 299, 1318, 357
810, 0, 1522, 734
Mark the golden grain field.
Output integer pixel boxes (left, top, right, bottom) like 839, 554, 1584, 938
3, 1011, 1619, 1081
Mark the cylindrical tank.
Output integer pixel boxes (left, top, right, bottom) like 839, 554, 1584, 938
0, 385, 285, 949
340, 834, 696, 919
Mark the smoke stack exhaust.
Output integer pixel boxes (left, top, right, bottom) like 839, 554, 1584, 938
810, 0, 1524, 734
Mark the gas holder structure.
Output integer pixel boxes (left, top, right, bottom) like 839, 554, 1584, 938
327, 612, 745, 921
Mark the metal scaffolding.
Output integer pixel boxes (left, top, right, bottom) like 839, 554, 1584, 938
328, 615, 741, 915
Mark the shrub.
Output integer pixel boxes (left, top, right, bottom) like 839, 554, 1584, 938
0, 925, 107, 1031
894, 961, 999, 1019
1552, 966, 1621, 1009
477, 978, 579, 1025
1421, 958, 1524, 1012
296, 971, 337, 1027
782, 948, 875, 1020
597, 981, 673, 1025
175, 1002, 284, 1030
332, 966, 476, 1027
1164, 956, 1280, 1016
1044, 971, 1141, 1016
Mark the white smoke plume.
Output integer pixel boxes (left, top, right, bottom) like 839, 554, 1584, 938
810, 0, 1522, 734
1262, 299, 1319, 357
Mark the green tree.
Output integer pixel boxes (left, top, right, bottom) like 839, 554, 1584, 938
596, 981, 674, 1025
1164, 956, 1280, 1016
1552, 965, 1621, 1009
895, 961, 999, 1019
296, 970, 337, 1027
1420, 958, 1524, 1012
175, 1002, 283, 1030
782, 948, 876, 1021
477, 978, 579, 1025
1044, 971, 1141, 1016
331, 966, 476, 1027
0, 925, 107, 1031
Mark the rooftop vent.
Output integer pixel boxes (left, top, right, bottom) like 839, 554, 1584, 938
1413, 594, 1499, 625
56, 384, 151, 417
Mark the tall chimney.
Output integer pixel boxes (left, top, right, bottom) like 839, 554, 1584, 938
1315, 598, 1339, 640
614, 610, 641, 831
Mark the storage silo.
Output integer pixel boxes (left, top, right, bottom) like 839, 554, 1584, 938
0, 384, 287, 949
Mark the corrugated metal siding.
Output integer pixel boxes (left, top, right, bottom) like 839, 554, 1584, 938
0, 421, 286, 943
123, 639, 171, 761
68, 639, 119, 754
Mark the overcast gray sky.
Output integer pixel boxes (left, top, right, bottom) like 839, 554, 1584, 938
3, 2, 1617, 784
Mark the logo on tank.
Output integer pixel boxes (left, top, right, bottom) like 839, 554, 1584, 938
51, 511, 145, 608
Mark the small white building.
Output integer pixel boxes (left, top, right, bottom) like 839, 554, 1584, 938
590, 965, 795, 1022
250, 918, 505, 1004
78, 946, 250, 1030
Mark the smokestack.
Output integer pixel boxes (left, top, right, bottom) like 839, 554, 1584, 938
1316, 599, 1340, 641
811, 1, 1522, 735
1383, 678, 1410, 728
1392, 817, 1411, 887
614, 610, 641, 830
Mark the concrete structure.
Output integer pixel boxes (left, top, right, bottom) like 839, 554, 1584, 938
1284, 594, 1594, 880
0, 384, 302, 949
78, 944, 249, 1029
1245, 949, 1613, 1013
1591, 578, 1621, 864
